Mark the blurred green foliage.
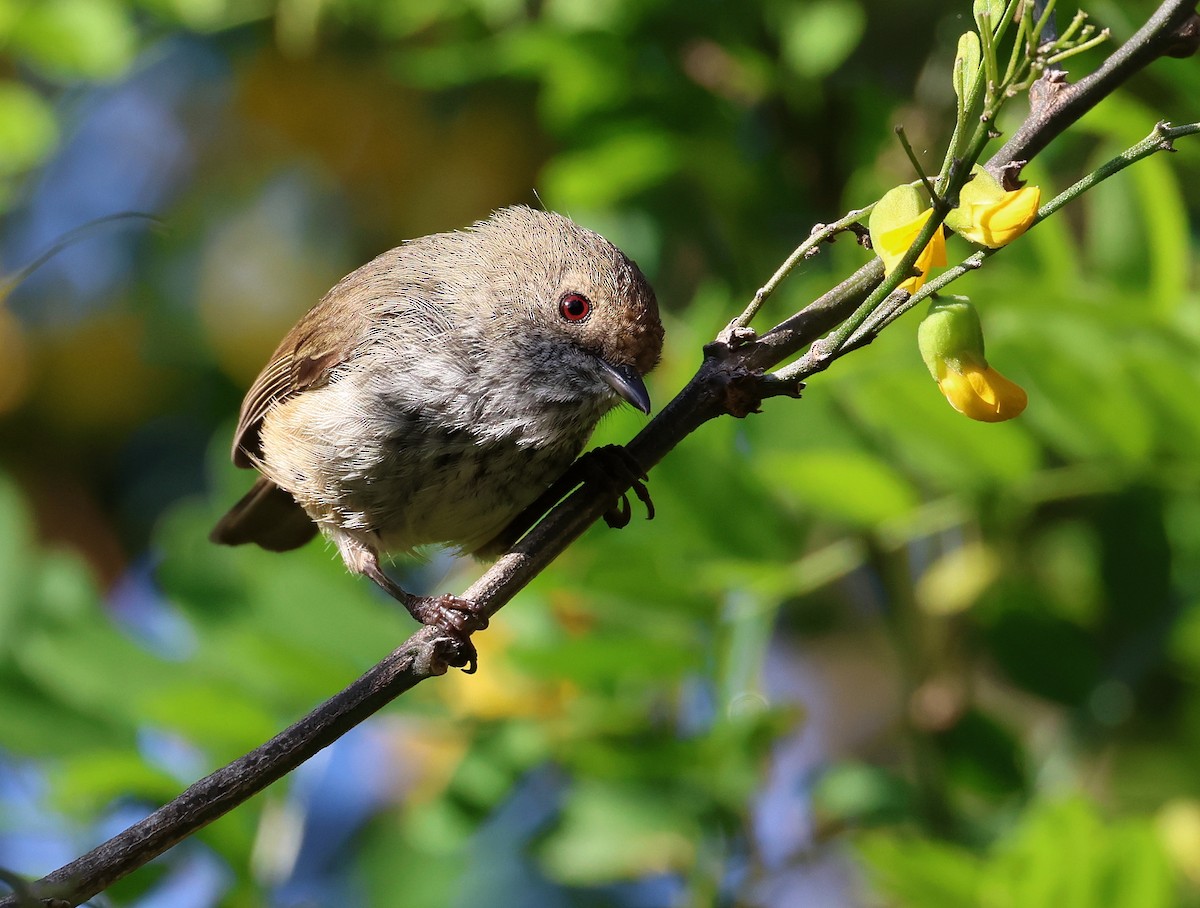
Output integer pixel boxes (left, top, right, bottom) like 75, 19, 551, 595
857, 798, 1177, 907
2, 0, 1200, 906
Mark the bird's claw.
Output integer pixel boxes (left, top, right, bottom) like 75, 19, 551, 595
603, 478, 654, 529
584, 445, 654, 528
407, 594, 488, 674
605, 494, 632, 529
475, 444, 656, 556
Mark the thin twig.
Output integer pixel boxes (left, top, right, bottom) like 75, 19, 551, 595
895, 126, 939, 202
0, 213, 160, 300
728, 205, 873, 333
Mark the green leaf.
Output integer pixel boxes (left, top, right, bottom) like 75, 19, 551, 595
0, 672, 128, 755
539, 780, 697, 884
862, 799, 1176, 908
953, 31, 982, 107
779, 0, 866, 79
858, 832, 982, 907
938, 710, 1025, 796
0, 82, 58, 177
838, 366, 1039, 491
14, 607, 169, 727
9, 0, 137, 81
1077, 95, 1191, 316
0, 474, 33, 648
759, 448, 919, 528
1017, 315, 1153, 464
360, 814, 461, 908
520, 631, 698, 686
973, 0, 1005, 32
981, 583, 1100, 705
985, 799, 1175, 908
51, 749, 181, 811
0, 0, 20, 36
134, 0, 273, 32
541, 130, 680, 208
501, 29, 630, 130
542, 0, 631, 30
814, 762, 914, 825
32, 549, 101, 626
1017, 164, 1085, 293
138, 681, 281, 757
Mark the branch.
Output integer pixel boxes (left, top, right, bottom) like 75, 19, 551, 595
4, 3, 1196, 906
988, 0, 1199, 183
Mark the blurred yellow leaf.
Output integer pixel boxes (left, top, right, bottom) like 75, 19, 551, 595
915, 543, 1001, 616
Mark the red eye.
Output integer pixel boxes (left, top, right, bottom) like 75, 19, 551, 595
559, 292, 591, 322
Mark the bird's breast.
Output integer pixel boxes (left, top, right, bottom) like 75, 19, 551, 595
259, 354, 615, 555
367, 425, 587, 554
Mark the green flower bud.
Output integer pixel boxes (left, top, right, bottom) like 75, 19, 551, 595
917, 298, 986, 378
954, 31, 981, 106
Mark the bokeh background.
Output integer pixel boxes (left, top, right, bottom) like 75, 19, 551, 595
2, 1, 1200, 905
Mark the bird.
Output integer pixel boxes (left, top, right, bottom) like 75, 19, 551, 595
210, 205, 664, 667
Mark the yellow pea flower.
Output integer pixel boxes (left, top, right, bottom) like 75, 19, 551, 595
946, 165, 1041, 248
917, 298, 1027, 422
876, 209, 949, 293
869, 185, 948, 294
935, 361, 1028, 422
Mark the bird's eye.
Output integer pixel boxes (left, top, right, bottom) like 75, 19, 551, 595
559, 292, 592, 323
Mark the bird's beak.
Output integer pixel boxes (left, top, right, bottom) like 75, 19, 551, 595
598, 359, 652, 414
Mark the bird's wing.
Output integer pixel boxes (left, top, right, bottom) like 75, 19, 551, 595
230, 281, 375, 469
229, 239, 461, 468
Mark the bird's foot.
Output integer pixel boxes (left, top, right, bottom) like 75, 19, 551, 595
351, 546, 487, 673
476, 445, 654, 556
577, 444, 654, 529
405, 595, 489, 674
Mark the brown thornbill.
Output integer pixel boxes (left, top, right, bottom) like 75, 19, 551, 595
211, 206, 664, 668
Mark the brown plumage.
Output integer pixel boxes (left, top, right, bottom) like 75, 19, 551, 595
211, 206, 663, 662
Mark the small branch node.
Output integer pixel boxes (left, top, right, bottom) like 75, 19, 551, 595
1155, 119, 1180, 152
723, 369, 768, 418
709, 324, 758, 354
410, 631, 456, 677
1165, 12, 1200, 57
997, 158, 1030, 191
1025, 67, 1071, 117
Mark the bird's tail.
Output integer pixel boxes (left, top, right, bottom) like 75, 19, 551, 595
210, 477, 319, 552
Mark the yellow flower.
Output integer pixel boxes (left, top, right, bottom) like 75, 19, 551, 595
917, 298, 1027, 422
946, 165, 1041, 248
870, 185, 949, 294
875, 209, 949, 293
935, 361, 1028, 422
440, 622, 577, 720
